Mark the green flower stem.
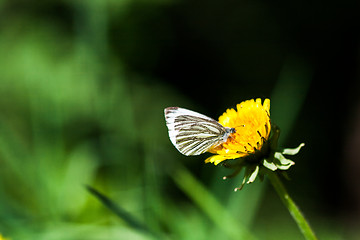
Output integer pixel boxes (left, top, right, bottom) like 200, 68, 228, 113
267, 171, 318, 240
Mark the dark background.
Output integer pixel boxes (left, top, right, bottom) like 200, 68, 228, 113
0, 0, 359, 239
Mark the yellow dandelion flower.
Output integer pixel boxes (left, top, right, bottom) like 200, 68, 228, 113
205, 98, 271, 165
202, 98, 303, 191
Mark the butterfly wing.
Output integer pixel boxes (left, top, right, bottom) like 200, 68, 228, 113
164, 107, 227, 156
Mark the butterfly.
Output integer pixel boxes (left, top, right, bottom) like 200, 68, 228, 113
164, 107, 236, 156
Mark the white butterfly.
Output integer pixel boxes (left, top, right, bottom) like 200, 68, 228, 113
164, 107, 236, 156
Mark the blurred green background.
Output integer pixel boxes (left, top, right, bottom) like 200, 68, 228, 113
0, 0, 359, 239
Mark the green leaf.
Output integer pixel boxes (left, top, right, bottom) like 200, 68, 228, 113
276, 163, 294, 171
262, 159, 278, 171
281, 143, 305, 155
274, 152, 295, 170
247, 166, 259, 184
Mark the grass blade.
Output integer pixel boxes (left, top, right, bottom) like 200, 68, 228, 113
86, 185, 161, 239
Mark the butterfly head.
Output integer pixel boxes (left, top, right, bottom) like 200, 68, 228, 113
223, 127, 236, 143
229, 127, 236, 134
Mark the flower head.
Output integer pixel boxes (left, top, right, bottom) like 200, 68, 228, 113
204, 98, 304, 191
205, 98, 271, 165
